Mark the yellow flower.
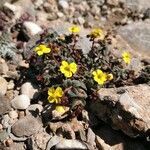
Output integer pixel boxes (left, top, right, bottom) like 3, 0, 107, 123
68, 25, 80, 33
34, 44, 51, 56
122, 51, 131, 64
92, 69, 107, 85
48, 87, 64, 103
90, 28, 104, 39
55, 105, 66, 113
60, 61, 77, 78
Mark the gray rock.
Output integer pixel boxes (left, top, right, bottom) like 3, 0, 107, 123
128, 58, 142, 73
3, 2, 18, 18
0, 130, 9, 142
14, 0, 35, 19
58, 0, 69, 10
0, 77, 8, 95
78, 129, 87, 142
95, 125, 147, 150
7, 142, 26, 150
33, 131, 51, 150
95, 135, 110, 150
121, 0, 150, 11
21, 82, 38, 99
11, 116, 42, 137
34, 0, 44, 8
46, 135, 88, 150
26, 104, 43, 116
107, 0, 119, 6
90, 84, 150, 137
0, 95, 11, 115
57, 123, 76, 139
55, 139, 88, 149
1, 114, 10, 128
77, 36, 92, 55
11, 94, 30, 110
23, 21, 43, 36
46, 135, 62, 150
0, 32, 18, 62
118, 22, 150, 55
0, 0, 11, 8
87, 128, 96, 146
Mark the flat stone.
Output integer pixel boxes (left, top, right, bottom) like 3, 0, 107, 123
0, 95, 11, 115
90, 84, 150, 137
11, 116, 42, 137
55, 139, 88, 149
118, 22, 150, 56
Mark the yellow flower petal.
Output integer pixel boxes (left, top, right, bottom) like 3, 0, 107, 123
35, 47, 40, 52
97, 69, 103, 75
64, 71, 72, 78
55, 106, 66, 113
55, 87, 64, 97
60, 66, 66, 74
92, 71, 97, 76
43, 47, 51, 53
48, 87, 55, 96
37, 51, 43, 56
62, 61, 69, 67
69, 62, 77, 74
48, 96, 55, 103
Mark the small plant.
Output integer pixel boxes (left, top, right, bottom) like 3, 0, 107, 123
21, 25, 147, 118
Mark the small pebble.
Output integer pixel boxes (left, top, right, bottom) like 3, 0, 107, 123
11, 94, 30, 110
18, 111, 25, 119
7, 80, 15, 90
58, 0, 69, 10
5, 138, 13, 147
9, 110, 18, 119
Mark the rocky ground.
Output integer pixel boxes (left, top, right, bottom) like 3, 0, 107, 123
0, 0, 150, 150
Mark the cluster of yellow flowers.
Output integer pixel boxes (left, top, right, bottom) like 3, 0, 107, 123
68, 25, 104, 39
33, 26, 132, 113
